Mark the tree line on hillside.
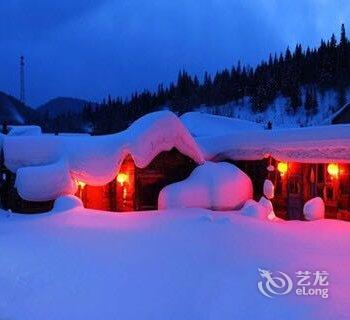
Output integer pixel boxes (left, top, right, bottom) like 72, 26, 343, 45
37, 23, 350, 134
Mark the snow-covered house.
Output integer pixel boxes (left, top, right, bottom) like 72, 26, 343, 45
2, 111, 204, 213
2, 110, 350, 221
192, 122, 350, 220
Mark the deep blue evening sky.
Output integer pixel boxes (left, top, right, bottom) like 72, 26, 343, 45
0, 0, 349, 106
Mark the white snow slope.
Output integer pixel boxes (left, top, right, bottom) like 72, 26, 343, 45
200, 89, 347, 128
0, 207, 349, 319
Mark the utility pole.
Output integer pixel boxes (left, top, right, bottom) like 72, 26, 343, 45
19, 55, 25, 104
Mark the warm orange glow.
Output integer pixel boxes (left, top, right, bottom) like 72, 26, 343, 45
327, 163, 339, 178
117, 172, 129, 186
277, 162, 288, 176
76, 180, 86, 189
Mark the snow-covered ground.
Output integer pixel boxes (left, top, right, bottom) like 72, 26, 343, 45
1, 206, 349, 319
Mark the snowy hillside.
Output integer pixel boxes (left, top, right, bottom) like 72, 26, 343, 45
0, 91, 38, 124
1, 205, 349, 319
199, 89, 348, 128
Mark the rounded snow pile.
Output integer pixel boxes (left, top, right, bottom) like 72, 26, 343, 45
158, 161, 253, 211
53, 195, 83, 212
241, 200, 268, 219
303, 197, 325, 221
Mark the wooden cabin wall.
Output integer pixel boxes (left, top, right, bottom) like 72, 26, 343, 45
79, 155, 136, 212
80, 184, 112, 211
230, 159, 268, 200
135, 149, 197, 211
115, 155, 136, 212
272, 161, 350, 221
233, 158, 350, 221
77, 149, 196, 212
339, 164, 350, 214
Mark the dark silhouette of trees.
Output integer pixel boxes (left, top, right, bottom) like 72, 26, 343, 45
38, 23, 350, 134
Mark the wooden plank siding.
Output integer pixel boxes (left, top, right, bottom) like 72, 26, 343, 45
234, 158, 350, 221
78, 148, 196, 212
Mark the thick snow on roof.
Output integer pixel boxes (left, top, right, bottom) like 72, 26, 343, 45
16, 159, 77, 202
197, 123, 350, 163
4, 111, 204, 201
181, 111, 263, 137
0, 125, 42, 153
7, 125, 42, 136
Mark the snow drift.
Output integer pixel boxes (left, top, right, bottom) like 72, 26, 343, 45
53, 195, 83, 212
4, 111, 204, 201
303, 197, 325, 221
240, 199, 269, 219
258, 196, 276, 220
158, 161, 253, 210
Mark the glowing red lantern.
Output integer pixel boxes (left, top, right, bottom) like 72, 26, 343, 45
327, 163, 339, 178
76, 180, 86, 189
117, 172, 129, 186
277, 162, 288, 176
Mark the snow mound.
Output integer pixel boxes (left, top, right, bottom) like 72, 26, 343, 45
158, 161, 253, 211
181, 111, 263, 137
304, 197, 325, 221
15, 159, 77, 201
53, 195, 83, 212
258, 196, 276, 220
4, 111, 204, 201
240, 199, 269, 219
263, 179, 274, 199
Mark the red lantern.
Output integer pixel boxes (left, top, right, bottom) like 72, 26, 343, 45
327, 163, 339, 178
117, 173, 129, 186
76, 180, 86, 189
277, 162, 288, 176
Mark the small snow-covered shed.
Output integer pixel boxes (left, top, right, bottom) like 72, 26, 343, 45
193, 123, 350, 220
3, 111, 204, 213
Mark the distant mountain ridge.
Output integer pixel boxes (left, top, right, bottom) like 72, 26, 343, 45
37, 97, 95, 118
0, 91, 38, 125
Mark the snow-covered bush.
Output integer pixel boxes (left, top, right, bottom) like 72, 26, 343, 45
158, 161, 253, 211
53, 195, 83, 212
303, 197, 325, 221
263, 179, 274, 199
240, 200, 268, 219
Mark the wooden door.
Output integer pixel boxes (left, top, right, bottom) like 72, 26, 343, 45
287, 173, 304, 220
